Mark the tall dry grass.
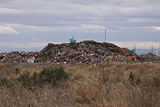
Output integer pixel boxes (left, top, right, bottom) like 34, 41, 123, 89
0, 62, 160, 107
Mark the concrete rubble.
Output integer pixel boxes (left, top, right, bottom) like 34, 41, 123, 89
0, 41, 159, 64
39, 41, 121, 64
0, 51, 39, 63
138, 52, 160, 61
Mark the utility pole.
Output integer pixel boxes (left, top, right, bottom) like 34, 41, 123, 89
105, 29, 106, 42
158, 43, 160, 56
151, 45, 155, 54
151, 45, 153, 54
134, 45, 136, 54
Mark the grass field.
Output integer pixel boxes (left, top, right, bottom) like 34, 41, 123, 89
0, 62, 160, 107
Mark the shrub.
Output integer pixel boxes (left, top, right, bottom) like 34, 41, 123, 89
39, 66, 68, 85
32, 72, 42, 87
0, 78, 10, 87
129, 72, 140, 86
15, 68, 20, 75
17, 72, 34, 89
17, 66, 68, 89
129, 72, 135, 81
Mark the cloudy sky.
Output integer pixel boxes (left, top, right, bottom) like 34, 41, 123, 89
0, 0, 160, 51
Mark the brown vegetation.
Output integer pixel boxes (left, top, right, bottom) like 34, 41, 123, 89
0, 62, 160, 107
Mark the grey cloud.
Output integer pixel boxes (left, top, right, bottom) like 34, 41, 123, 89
0, 0, 160, 49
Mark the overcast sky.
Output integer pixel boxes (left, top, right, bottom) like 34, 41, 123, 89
0, 0, 160, 51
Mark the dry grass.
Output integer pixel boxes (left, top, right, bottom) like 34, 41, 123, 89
0, 62, 160, 107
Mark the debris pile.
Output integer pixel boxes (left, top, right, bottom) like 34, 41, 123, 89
0, 40, 159, 64
0, 51, 39, 63
39, 41, 127, 64
139, 52, 160, 61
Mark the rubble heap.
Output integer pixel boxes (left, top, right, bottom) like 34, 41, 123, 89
0, 51, 39, 63
139, 52, 160, 61
39, 41, 121, 64
1, 40, 159, 64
